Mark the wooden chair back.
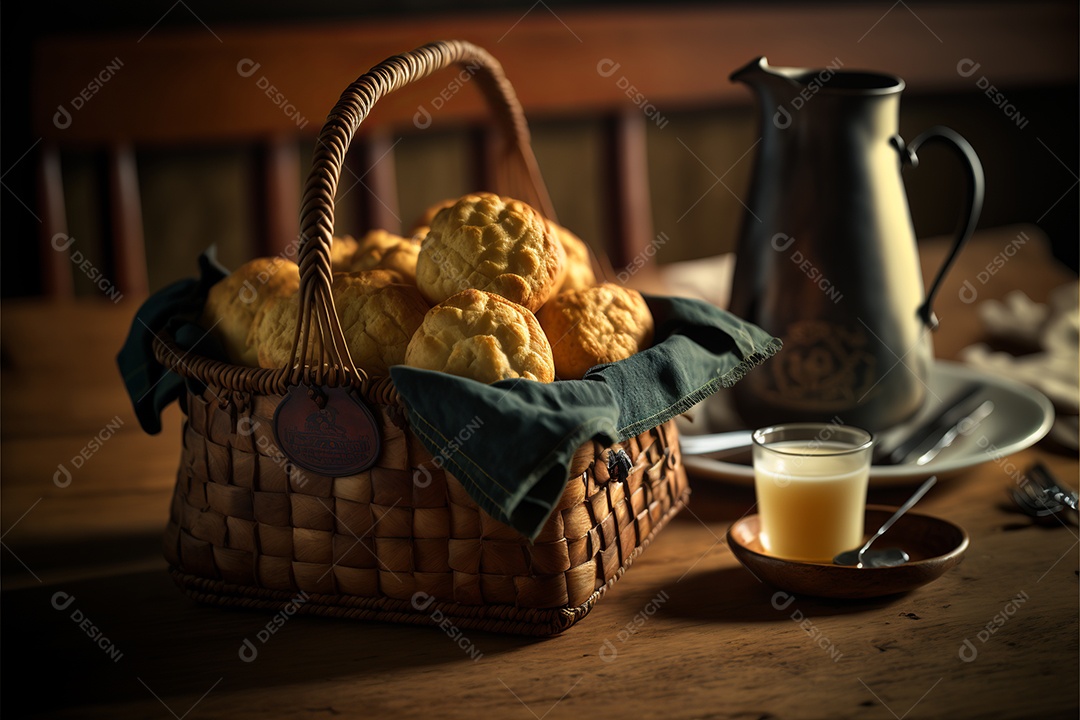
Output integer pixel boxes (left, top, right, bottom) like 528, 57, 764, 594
31, 4, 1073, 297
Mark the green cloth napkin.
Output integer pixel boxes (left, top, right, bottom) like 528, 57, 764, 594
389, 295, 780, 539
116, 249, 229, 434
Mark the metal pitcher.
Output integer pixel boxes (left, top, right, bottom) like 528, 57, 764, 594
728, 57, 984, 432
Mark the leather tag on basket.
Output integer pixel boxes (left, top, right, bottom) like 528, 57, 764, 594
273, 385, 381, 475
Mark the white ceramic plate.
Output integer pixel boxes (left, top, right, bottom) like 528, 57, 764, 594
681, 360, 1055, 486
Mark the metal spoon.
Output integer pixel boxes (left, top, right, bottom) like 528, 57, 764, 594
834, 476, 938, 568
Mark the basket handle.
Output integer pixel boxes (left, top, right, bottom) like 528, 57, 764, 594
290, 40, 555, 389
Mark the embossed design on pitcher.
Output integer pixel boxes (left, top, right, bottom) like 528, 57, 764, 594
760, 321, 877, 409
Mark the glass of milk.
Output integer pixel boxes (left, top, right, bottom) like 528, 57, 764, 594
751, 424, 874, 562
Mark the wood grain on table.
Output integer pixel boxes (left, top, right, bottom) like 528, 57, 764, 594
1, 226, 1076, 719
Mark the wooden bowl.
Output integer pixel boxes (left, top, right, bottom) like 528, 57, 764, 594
726, 505, 969, 599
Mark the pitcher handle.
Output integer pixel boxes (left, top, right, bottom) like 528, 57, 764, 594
901, 126, 985, 330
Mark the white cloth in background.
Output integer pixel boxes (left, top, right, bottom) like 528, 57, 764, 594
960, 281, 1079, 450
658, 253, 735, 310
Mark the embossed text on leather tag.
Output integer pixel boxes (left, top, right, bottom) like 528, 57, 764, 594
273, 385, 381, 476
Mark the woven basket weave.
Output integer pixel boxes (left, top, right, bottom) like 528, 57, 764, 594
153, 40, 689, 636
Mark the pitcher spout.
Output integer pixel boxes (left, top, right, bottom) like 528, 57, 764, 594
729, 56, 803, 93
729, 55, 767, 84
731, 56, 807, 131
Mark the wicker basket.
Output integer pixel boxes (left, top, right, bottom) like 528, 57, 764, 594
153, 40, 689, 636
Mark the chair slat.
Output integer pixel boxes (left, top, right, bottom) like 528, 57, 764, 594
606, 111, 653, 271
470, 124, 500, 194
257, 136, 301, 258
107, 143, 149, 297
354, 130, 401, 235
37, 143, 74, 298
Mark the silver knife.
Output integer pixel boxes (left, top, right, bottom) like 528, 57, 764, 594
873, 383, 985, 465
679, 430, 754, 456
911, 399, 995, 465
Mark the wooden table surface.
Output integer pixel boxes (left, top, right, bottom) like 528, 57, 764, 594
2, 226, 1077, 719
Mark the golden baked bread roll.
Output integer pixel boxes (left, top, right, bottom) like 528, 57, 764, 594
201, 257, 300, 366
548, 220, 596, 292
536, 283, 654, 380
330, 235, 361, 272
415, 192, 565, 312
404, 288, 555, 383
252, 270, 428, 375
347, 229, 420, 284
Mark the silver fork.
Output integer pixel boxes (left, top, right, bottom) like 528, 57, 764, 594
1010, 462, 1079, 525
